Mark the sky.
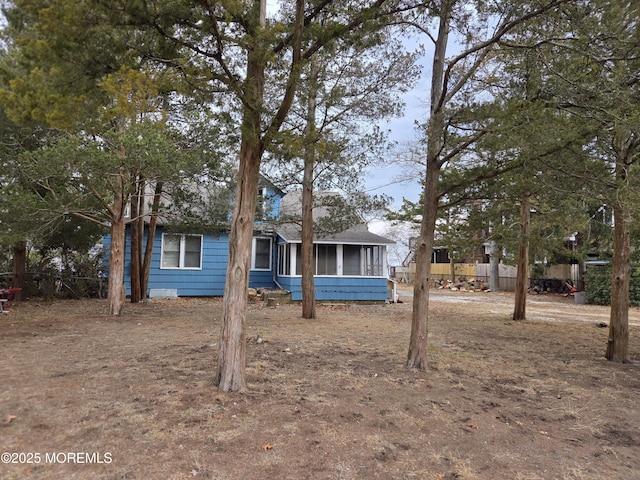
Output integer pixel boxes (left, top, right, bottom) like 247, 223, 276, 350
364, 89, 427, 265
263, 0, 430, 264
265, 0, 429, 213
363, 48, 431, 213
363, 105, 425, 211
364, 44, 433, 265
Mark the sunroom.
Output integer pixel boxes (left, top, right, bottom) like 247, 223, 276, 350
275, 224, 394, 302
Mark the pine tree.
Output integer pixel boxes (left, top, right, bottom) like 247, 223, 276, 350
406, 0, 571, 370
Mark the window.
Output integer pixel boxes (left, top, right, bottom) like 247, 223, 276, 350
315, 245, 337, 275
295, 244, 302, 275
343, 245, 384, 276
256, 188, 266, 219
183, 236, 202, 268
364, 245, 384, 276
162, 234, 202, 269
278, 243, 290, 276
252, 237, 272, 270
277, 242, 385, 277
343, 245, 361, 275
293, 244, 336, 275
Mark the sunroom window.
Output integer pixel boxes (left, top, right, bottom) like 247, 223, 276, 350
278, 243, 290, 276
315, 245, 337, 275
364, 245, 384, 276
278, 243, 386, 277
343, 245, 362, 275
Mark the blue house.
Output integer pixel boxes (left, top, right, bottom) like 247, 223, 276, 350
274, 222, 394, 301
122, 185, 394, 302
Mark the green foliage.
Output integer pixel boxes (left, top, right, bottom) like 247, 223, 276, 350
389, 0, 623, 270
0, 231, 106, 298
584, 266, 610, 306
32, 246, 106, 299
0, 0, 180, 132
585, 264, 640, 307
588, 242, 640, 306
317, 192, 391, 234
264, 18, 420, 224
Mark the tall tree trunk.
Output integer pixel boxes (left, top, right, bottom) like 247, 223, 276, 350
129, 176, 142, 303
301, 58, 319, 320
301, 159, 316, 319
108, 218, 127, 315
408, 150, 440, 370
215, 0, 304, 391
605, 203, 631, 362
512, 193, 530, 321
108, 216, 126, 316
135, 179, 145, 297
216, 15, 266, 392
607, 199, 630, 362
140, 181, 163, 302
216, 138, 262, 391
12, 240, 26, 301
488, 240, 500, 292
606, 141, 633, 362
107, 168, 128, 316
407, 3, 450, 370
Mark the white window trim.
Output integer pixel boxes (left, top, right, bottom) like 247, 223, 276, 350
251, 237, 272, 271
160, 233, 203, 270
278, 242, 388, 278
277, 243, 288, 276
290, 243, 297, 276
314, 244, 337, 276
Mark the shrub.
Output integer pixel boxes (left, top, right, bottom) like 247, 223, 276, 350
585, 264, 640, 306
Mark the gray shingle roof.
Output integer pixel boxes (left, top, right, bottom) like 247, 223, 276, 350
276, 191, 394, 245
277, 223, 394, 245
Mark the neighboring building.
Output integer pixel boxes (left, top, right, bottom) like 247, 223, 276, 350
395, 235, 583, 292
120, 184, 394, 302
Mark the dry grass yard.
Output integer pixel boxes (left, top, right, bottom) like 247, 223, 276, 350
1, 285, 639, 479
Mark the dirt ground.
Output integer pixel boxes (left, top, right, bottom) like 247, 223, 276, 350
1, 285, 639, 480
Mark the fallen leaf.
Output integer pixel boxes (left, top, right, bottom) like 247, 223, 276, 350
261, 443, 273, 451
6, 415, 17, 423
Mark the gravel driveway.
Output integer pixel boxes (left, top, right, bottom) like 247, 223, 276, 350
395, 283, 640, 327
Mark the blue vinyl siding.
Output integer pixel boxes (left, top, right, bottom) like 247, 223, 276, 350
124, 227, 275, 297
249, 270, 275, 289
276, 275, 388, 302
109, 183, 395, 302
249, 239, 277, 289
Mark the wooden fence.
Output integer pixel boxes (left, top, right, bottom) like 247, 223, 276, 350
392, 263, 581, 292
